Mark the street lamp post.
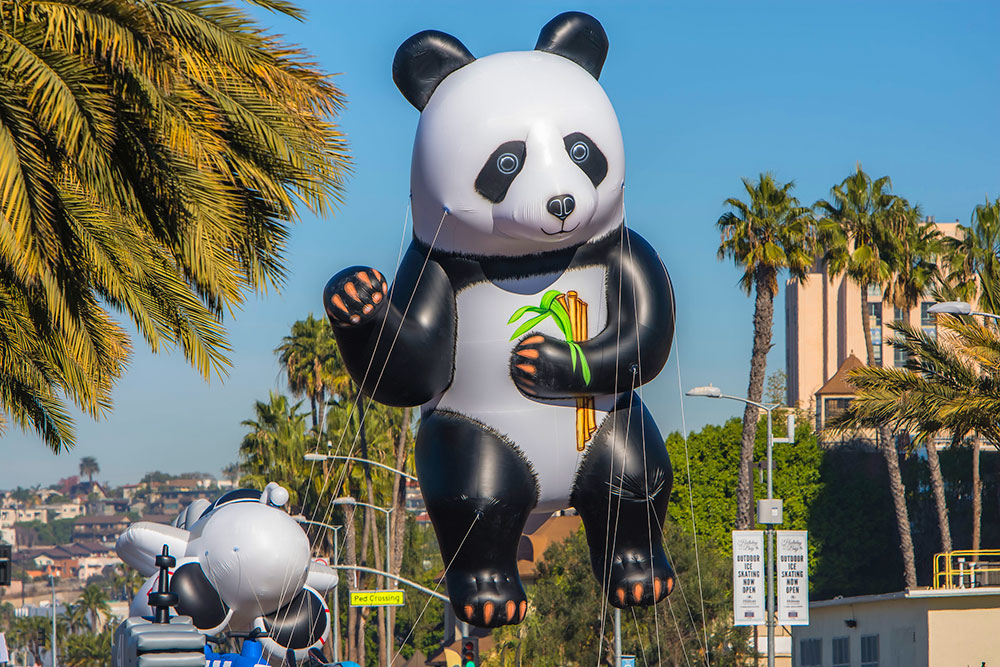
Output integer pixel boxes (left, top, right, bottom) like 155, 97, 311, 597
304, 452, 418, 482
333, 497, 393, 666
928, 301, 1000, 322
49, 573, 56, 667
686, 385, 794, 667
294, 518, 343, 661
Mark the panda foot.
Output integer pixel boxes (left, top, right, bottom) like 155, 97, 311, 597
606, 547, 674, 608
448, 567, 527, 628
323, 267, 388, 327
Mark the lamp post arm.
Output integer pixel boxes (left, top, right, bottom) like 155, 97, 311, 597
329, 564, 450, 603
718, 393, 775, 413
306, 454, 417, 482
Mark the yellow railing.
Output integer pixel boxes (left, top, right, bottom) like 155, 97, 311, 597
933, 550, 1000, 589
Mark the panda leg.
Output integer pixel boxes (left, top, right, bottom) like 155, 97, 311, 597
571, 392, 675, 608
415, 410, 538, 628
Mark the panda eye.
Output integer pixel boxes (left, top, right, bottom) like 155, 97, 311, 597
563, 132, 608, 187
475, 140, 526, 203
497, 153, 519, 174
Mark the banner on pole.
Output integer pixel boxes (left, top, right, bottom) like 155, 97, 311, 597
776, 530, 809, 625
732, 530, 765, 626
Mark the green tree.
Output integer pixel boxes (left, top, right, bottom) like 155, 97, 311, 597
487, 522, 746, 666
78, 456, 99, 484
76, 583, 111, 632
238, 392, 311, 507
0, 0, 350, 452
837, 317, 1000, 554
717, 173, 816, 530
815, 164, 918, 587
275, 314, 346, 436
947, 196, 1000, 315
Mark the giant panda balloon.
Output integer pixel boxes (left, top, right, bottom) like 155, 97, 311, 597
324, 12, 675, 628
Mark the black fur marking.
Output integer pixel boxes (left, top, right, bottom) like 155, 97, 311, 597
475, 141, 527, 203
535, 12, 609, 80
564, 132, 608, 187
393, 30, 475, 111
171, 562, 229, 630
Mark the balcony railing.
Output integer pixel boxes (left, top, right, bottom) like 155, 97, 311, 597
933, 550, 1000, 589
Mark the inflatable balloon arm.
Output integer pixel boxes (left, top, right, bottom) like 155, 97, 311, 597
117, 522, 191, 577
511, 228, 674, 399
325, 242, 457, 407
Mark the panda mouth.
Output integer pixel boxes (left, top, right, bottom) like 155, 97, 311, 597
541, 222, 579, 236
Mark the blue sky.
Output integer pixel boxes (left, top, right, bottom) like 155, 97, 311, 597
3, 1, 999, 488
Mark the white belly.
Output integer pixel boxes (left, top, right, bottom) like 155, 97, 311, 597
433, 266, 615, 508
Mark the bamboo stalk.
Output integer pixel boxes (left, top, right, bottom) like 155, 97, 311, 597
562, 291, 597, 451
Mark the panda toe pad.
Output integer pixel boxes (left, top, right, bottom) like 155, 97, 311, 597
324, 267, 388, 327
449, 567, 527, 628
606, 547, 674, 608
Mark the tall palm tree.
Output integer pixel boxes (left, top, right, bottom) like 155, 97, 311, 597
717, 173, 817, 529
238, 392, 310, 507
947, 196, 1000, 315
78, 456, 99, 484
816, 165, 919, 588
76, 583, 111, 632
274, 314, 345, 437
836, 316, 1000, 555
0, 0, 350, 452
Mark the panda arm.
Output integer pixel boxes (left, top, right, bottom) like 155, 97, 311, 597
326, 242, 456, 406
511, 229, 673, 398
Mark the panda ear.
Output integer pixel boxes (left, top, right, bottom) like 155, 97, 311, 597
393, 30, 475, 111
535, 12, 608, 80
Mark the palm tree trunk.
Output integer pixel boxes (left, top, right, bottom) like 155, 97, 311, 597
880, 431, 917, 587
924, 435, 952, 553
861, 285, 875, 366
972, 433, 982, 555
736, 269, 775, 529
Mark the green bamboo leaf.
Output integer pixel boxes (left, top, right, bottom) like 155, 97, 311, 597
572, 342, 592, 385
569, 340, 578, 372
509, 312, 551, 340
549, 300, 575, 342
507, 305, 545, 324
540, 289, 562, 310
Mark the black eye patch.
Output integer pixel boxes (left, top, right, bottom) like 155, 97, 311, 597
475, 140, 526, 203
563, 132, 607, 187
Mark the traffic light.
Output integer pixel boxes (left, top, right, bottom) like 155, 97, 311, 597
0, 543, 11, 586
460, 636, 479, 667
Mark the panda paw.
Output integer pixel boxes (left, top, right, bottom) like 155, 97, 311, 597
323, 267, 388, 327
448, 567, 528, 628
510, 334, 585, 398
606, 547, 675, 609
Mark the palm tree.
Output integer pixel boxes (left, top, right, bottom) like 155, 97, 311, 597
238, 392, 310, 507
76, 583, 111, 632
78, 457, 99, 485
947, 196, 1000, 315
816, 165, 919, 588
836, 316, 1000, 555
717, 173, 817, 529
0, 0, 350, 453
275, 315, 345, 437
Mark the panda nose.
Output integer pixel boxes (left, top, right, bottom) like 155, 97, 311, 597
547, 195, 575, 221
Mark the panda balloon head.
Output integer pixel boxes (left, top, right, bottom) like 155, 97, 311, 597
397, 12, 624, 257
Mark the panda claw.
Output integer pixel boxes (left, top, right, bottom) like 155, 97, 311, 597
505, 600, 516, 622
519, 600, 527, 622
343, 282, 360, 301
482, 601, 494, 625
357, 271, 372, 287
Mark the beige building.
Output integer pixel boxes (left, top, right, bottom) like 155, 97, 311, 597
785, 218, 960, 428
791, 587, 1000, 667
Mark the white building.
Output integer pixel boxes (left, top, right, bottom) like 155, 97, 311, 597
791, 587, 1000, 666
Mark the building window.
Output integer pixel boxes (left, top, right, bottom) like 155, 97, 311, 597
824, 397, 853, 425
893, 306, 908, 324
832, 636, 850, 667
869, 302, 882, 366
921, 302, 937, 340
861, 634, 879, 667
800, 638, 822, 667
893, 340, 908, 367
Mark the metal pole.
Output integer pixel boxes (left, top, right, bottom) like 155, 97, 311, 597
614, 608, 621, 667
50, 574, 56, 667
333, 526, 341, 662
766, 408, 774, 667
385, 508, 391, 667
